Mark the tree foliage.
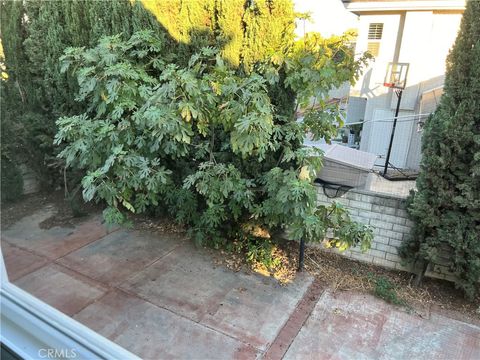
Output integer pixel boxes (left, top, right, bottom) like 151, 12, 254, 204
55, 30, 373, 251
400, 1, 480, 298
0, 0, 302, 189
1, 0, 374, 255
0, 0, 167, 188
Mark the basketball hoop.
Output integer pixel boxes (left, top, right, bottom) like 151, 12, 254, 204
384, 62, 409, 90
383, 62, 409, 176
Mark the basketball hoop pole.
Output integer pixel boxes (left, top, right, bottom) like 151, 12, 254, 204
383, 89, 403, 175
382, 62, 408, 176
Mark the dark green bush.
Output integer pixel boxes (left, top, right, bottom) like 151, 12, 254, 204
400, 1, 480, 299
55, 30, 373, 252
1, 157, 23, 202
0, 0, 299, 188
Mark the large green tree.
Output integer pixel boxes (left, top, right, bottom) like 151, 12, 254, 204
55, 30, 372, 254
400, 1, 480, 298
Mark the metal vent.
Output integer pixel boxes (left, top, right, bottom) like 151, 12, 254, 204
368, 23, 384, 40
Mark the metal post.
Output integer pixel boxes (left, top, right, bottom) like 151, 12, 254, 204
383, 89, 403, 175
298, 238, 305, 271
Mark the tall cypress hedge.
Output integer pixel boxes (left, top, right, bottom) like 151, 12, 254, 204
400, 1, 480, 299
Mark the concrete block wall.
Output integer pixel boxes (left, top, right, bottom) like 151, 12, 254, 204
20, 164, 40, 195
315, 186, 454, 281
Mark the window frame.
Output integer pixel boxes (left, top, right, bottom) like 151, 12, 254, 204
0, 248, 139, 360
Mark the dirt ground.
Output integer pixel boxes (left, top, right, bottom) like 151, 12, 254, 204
2, 190, 479, 323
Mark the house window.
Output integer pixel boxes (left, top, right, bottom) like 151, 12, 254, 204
367, 23, 383, 57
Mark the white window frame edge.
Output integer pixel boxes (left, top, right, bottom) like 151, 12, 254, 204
0, 247, 140, 360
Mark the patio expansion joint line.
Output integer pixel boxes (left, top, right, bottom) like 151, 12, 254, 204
120, 240, 187, 285
1, 240, 51, 262
3, 222, 122, 266
70, 289, 114, 318
262, 277, 326, 360
44, 261, 129, 318
55, 226, 122, 262
113, 285, 263, 355
2, 242, 53, 282
53, 237, 185, 293
49, 241, 259, 351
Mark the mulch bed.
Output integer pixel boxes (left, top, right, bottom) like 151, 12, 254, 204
205, 238, 480, 322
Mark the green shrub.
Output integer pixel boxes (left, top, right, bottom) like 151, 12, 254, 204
400, 1, 480, 299
55, 30, 373, 252
1, 157, 23, 202
370, 274, 405, 306
0, 0, 299, 188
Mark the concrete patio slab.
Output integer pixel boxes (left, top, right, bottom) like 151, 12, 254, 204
74, 290, 259, 360
2, 209, 110, 259
2, 206, 57, 236
121, 242, 313, 350
120, 243, 241, 321
1, 242, 49, 281
3, 204, 479, 359
13, 263, 108, 316
201, 272, 312, 351
57, 229, 183, 285
284, 290, 480, 360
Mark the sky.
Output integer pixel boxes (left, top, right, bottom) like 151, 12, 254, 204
293, 0, 359, 37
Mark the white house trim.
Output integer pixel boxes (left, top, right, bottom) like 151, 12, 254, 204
344, 1, 465, 13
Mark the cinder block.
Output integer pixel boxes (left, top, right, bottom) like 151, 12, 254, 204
395, 262, 411, 271
351, 215, 370, 225
371, 196, 401, 208
316, 194, 329, 201
349, 200, 373, 211
345, 191, 362, 201
333, 197, 350, 207
376, 244, 398, 255
389, 239, 403, 248
346, 248, 363, 255
346, 208, 359, 216
386, 253, 400, 262
405, 219, 414, 228
393, 223, 411, 234
361, 194, 373, 203
379, 229, 403, 240
367, 249, 386, 258
362, 212, 381, 221
373, 243, 387, 252
373, 236, 390, 245
379, 213, 404, 225
395, 208, 409, 218
372, 257, 396, 269
372, 204, 397, 215
369, 219, 393, 230
349, 253, 374, 263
